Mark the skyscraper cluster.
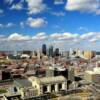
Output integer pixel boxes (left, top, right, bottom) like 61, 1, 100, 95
42, 44, 60, 57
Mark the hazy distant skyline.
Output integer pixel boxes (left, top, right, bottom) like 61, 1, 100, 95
0, 0, 100, 51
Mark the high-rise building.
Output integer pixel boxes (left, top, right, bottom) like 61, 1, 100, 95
83, 51, 95, 59
34, 51, 37, 56
42, 44, 47, 55
61, 51, 70, 59
54, 48, 59, 56
76, 48, 81, 57
48, 45, 53, 57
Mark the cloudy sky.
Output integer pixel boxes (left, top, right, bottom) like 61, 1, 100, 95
0, 0, 100, 51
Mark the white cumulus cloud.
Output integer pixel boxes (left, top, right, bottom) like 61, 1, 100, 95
10, 3, 23, 10
6, 23, 15, 27
0, 31, 100, 50
32, 32, 47, 40
0, 23, 15, 28
8, 33, 31, 41
50, 32, 78, 40
26, 0, 46, 14
80, 32, 95, 40
51, 12, 65, 16
27, 17, 47, 28
20, 22, 24, 28
65, 0, 100, 14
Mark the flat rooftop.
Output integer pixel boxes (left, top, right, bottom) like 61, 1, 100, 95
14, 78, 32, 88
39, 76, 67, 84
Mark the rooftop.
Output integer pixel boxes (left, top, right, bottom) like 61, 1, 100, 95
39, 76, 66, 84
86, 67, 100, 75
14, 78, 32, 88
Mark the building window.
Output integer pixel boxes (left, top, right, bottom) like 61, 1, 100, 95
51, 84, 55, 92
43, 85, 47, 93
13, 87, 17, 92
58, 83, 62, 90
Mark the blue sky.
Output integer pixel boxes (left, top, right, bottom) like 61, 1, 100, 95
0, 0, 100, 51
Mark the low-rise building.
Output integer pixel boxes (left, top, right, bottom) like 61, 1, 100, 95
14, 79, 38, 99
84, 67, 100, 92
29, 76, 67, 95
84, 67, 100, 82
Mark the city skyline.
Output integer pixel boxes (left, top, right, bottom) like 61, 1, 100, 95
0, 0, 100, 51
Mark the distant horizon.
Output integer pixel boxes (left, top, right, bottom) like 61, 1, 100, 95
0, 46, 99, 52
